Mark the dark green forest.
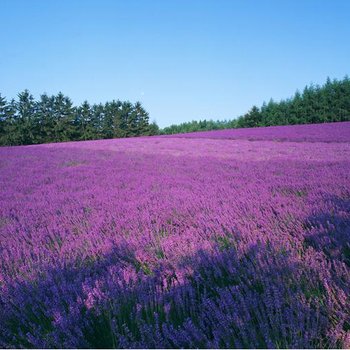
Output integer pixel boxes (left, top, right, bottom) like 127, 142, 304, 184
0, 92, 159, 145
161, 76, 350, 134
1, 76, 350, 145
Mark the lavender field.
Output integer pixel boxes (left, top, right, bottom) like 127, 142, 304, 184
1, 122, 350, 348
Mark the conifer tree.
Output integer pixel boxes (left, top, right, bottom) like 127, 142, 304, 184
0, 94, 7, 141
78, 101, 93, 140
37, 94, 55, 143
135, 101, 150, 135
16, 90, 37, 144
120, 101, 133, 137
91, 103, 105, 139
52, 92, 75, 142
102, 102, 114, 139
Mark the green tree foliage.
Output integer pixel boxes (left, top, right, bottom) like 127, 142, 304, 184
16, 90, 37, 144
78, 101, 94, 141
53, 93, 75, 142
0, 92, 154, 145
161, 76, 350, 134
134, 101, 150, 136
121, 101, 133, 138
0, 94, 7, 140
237, 106, 261, 128
91, 103, 104, 140
234, 76, 350, 129
161, 119, 237, 135
1, 99, 17, 145
37, 93, 55, 143
148, 121, 160, 136
1, 76, 350, 144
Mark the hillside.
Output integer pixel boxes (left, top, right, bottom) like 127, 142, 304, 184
1, 122, 349, 348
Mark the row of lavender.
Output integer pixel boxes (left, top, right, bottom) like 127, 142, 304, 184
0, 122, 350, 348
164, 121, 350, 143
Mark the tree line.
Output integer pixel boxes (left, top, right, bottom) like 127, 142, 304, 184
161, 76, 350, 134
0, 90, 159, 145
160, 119, 236, 135
1, 76, 350, 144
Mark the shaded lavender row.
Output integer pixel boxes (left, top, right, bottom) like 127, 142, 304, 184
0, 122, 350, 348
163, 121, 350, 143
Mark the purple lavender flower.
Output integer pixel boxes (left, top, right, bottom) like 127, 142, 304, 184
0, 122, 349, 348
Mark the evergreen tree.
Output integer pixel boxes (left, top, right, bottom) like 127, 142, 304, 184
91, 103, 105, 139
107, 100, 123, 138
148, 121, 160, 136
37, 94, 55, 143
244, 106, 261, 127
102, 102, 114, 139
0, 94, 7, 142
2, 99, 17, 145
1, 76, 350, 145
135, 101, 150, 136
127, 105, 140, 137
0, 90, 154, 145
120, 101, 133, 137
52, 92, 75, 142
16, 90, 37, 144
78, 101, 93, 140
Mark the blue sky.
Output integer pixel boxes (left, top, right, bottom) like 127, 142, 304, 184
1, 0, 349, 127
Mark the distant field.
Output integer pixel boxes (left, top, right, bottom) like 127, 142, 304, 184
164, 121, 350, 142
1, 122, 350, 348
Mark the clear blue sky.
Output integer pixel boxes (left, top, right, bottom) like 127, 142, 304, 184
1, 0, 349, 128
